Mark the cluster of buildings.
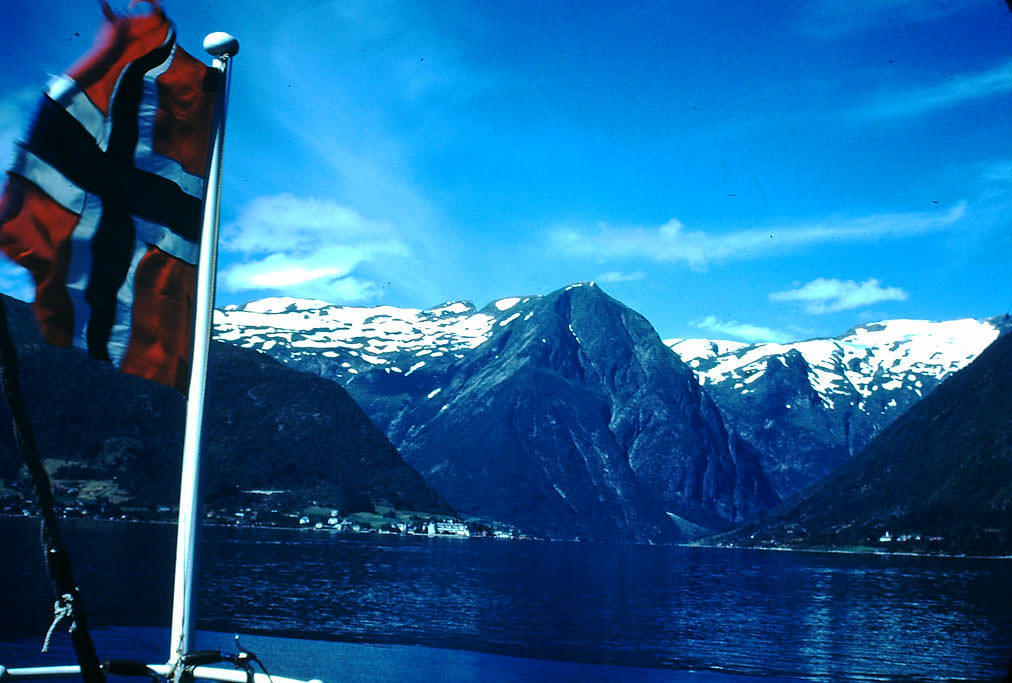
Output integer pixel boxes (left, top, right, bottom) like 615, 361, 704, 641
877, 531, 944, 544
1, 485, 529, 540
292, 514, 487, 538
203, 496, 526, 539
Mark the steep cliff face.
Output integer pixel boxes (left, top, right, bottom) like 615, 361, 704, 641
378, 284, 778, 541
706, 349, 851, 497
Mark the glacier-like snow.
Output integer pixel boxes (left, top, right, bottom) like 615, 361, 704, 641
665, 318, 1002, 409
215, 291, 1003, 415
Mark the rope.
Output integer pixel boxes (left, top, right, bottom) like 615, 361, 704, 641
0, 298, 105, 682
41, 594, 76, 653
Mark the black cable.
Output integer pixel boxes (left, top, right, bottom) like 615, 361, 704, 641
179, 650, 255, 683
234, 636, 273, 683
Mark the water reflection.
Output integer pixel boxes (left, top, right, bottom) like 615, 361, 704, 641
195, 531, 1012, 679
1, 519, 1010, 681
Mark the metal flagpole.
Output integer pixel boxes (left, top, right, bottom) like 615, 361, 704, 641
169, 31, 239, 666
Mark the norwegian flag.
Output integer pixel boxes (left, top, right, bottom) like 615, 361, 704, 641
0, 1, 217, 391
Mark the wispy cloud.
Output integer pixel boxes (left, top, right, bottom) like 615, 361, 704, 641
221, 194, 411, 302
205, 1, 489, 306
974, 158, 1012, 184
799, 0, 983, 38
691, 315, 793, 344
552, 202, 965, 270
595, 270, 645, 283
770, 278, 908, 314
235, 0, 492, 232
221, 194, 393, 254
858, 59, 1012, 120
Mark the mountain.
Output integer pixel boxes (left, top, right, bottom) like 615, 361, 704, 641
218, 284, 780, 542
216, 291, 1007, 511
720, 328, 1012, 555
0, 296, 452, 518
666, 317, 1009, 497
213, 297, 497, 384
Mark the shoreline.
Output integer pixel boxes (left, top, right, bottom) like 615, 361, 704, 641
687, 540, 1012, 562
6, 512, 1011, 560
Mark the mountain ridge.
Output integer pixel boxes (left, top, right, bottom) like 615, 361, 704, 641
212, 284, 1008, 541
665, 316, 1008, 496
718, 326, 1012, 555
0, 295, 453, 519
378, 283, 778, 541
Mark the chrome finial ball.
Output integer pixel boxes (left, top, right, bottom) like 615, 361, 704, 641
203, 32, 239, 58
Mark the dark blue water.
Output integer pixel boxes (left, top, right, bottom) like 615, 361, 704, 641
2, 517, 1011, 681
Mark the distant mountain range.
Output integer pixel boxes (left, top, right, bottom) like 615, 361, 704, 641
214, 283, 1005, 542
3, 275, 1005, 548
721, 326, 1012, 556
218, 285, 780, 541
0, 296, 452, 518
666, 317, 1008, 497
2, 274, 1005, 550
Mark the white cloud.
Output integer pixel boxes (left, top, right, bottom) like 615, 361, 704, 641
222, 194, 393, 254
552, 202, 965, 269
595, 270, 645, 283
226, 262, 380, 302
800, 0, 983, 38
858, 59, 1012, 120
197, 2, 483, 307
691, 315, 793, 344
232, 264, 343, 289
770, 278, 908, 314
221, 194, 411, 303
975, 159, 1012, 184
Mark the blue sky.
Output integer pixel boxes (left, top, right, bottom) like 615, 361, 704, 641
1, 0, 1011, 342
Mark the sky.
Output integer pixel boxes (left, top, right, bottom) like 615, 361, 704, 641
0, 0, 1011, 343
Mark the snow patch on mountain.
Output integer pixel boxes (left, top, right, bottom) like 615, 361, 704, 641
670, 338, 750, 366
666, 317, 1003, 408
494, 297, 522, 311
241, 297, 334, 313
215, 297, 499, 378
216, 291, 1005, 427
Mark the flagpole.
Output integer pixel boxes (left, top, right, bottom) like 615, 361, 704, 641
168, 31, 239, 666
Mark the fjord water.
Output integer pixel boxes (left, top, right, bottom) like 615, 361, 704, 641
1, 518, 1010, 681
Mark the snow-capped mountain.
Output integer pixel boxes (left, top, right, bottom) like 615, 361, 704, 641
383, 283, 777, 541
725, 327, 1012, 555
213, 285, 1010, 528
668, 318, 1004, 409
216, 285, 779, 541
214, 295, 533, 382
666, 317, 1010, 496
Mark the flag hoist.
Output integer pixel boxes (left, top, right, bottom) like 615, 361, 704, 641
0, 4, 319, 682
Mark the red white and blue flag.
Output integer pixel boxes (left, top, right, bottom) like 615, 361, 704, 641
0, 1, 216, 391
